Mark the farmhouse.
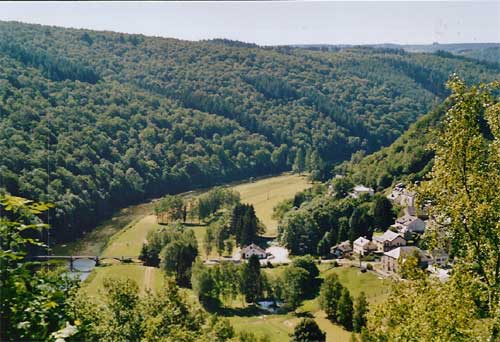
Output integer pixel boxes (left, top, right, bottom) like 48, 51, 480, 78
331, 240, 352, 258
392, 214, 426, 235
382, 246, 429, 273
240, 243, 267, 259
373, 230, 406, 252
351, 185, 374, 199
353, 236, 377, 256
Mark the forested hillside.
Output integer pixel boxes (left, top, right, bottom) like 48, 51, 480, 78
334, 104, 445, 189
0, 21, 498, 242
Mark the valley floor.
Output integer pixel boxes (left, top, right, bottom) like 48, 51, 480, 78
56, 173, 391, 341
59, 173, 311, 294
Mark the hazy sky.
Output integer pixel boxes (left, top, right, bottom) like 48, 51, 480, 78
0, 1, 498, 45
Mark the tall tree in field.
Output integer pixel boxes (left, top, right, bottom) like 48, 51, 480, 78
319, 273, 343, 322
291, 255, 320, 290
160, 231, 198, 287
239, 255, 264, 303
231, 204, 260, 246
279, 266, 309, 311
308, 149, 324, 180
291, 318, 326, 342
353, 292, 368, 333
293, 147, 306, 174
337, 287, 353, 330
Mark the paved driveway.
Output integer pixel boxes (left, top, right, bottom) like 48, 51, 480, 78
266, 246, 290, 264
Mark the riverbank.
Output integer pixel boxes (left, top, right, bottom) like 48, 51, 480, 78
62, 173, 310, 296
53, 173, 311, 257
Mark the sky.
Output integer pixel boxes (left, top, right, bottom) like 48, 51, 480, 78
0, 1, 498, 45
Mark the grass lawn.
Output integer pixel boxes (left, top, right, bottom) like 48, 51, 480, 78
324, 265, 392, 304
233, 173, 311, 237
230, 265, 391, 342
82, 264, 165, 297
101, 215, 162, 257
229, 314, 299, 341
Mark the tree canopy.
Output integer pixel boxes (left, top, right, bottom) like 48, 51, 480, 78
1, 21, 498, 243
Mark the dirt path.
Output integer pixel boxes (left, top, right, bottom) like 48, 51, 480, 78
144, 266, 153, 291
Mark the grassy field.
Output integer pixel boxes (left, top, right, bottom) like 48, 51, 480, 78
82, 264, 165, 297
325, 265, 392, 305
228, 265, 391, 342
101, 215, 162, 257
69, 173, 309, 296
52, 201, 154, 256
58, 173, 309, 257
233, 173, 311, 236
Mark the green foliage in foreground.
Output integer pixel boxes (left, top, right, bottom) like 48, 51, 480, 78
0, 195, 80, 342
74, 277, 234, 342
365, 79, 500, 340
420, 78, 500, 313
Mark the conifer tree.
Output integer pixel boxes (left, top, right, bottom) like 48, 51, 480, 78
353, 292, 368, 333
239, 255, 263, 303
337, 287, 354, 330
293, 147, 306, 174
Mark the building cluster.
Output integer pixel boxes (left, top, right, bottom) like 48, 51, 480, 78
331, 183, 449, 277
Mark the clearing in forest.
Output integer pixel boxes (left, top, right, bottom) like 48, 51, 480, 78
233, 173, 311, 236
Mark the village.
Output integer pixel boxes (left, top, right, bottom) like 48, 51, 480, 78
207, 181, 450, 283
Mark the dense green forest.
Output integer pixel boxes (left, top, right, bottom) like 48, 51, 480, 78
333, 103, 445, 189
0, 21, 498, 243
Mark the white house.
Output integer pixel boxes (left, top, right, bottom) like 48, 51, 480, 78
353, 236, 377, 256
240, 243, 267, 259
331, 240, 352, 258
392, 214, 426, 235
382, 246, 429, 273
373, 230, 406, 253
351, 185, 375, 199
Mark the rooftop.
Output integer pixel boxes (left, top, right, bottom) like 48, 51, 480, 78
384, 246, 423, 259
374, 230, 403, 242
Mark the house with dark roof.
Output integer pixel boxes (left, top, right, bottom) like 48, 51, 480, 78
330, 240, 352, 258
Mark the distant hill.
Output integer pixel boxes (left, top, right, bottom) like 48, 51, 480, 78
0, 20, 498, 242
293, 43, 500, 63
